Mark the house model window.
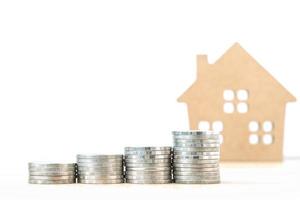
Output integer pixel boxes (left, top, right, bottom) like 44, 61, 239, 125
248, 121, 274, 145
223, 89, 248, 113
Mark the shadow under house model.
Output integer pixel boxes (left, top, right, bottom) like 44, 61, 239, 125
178, 43, 296, 161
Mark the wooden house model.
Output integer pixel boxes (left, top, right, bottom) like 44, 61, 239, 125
178, 43, 296, 161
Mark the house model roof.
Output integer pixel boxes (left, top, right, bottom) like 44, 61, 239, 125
178, 43, 296, 103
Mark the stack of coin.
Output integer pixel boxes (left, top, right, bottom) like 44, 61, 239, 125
77, 154, 124, 184
28, 163, 76, 184
172, 131, 221, 184
124, 147, 172, 184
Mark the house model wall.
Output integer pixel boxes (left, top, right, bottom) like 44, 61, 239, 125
178, 43, 296, 161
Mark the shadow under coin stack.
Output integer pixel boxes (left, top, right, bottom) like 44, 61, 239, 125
124, 147, 172, 184
28, 163, 76, 184
77, 154, 124, 184
172, 131, 221, 184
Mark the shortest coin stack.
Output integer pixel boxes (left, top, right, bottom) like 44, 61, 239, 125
173, 131, 221, 184
28, 163, 76, 184
77, 154, 124, 184
124, 147, 172, 184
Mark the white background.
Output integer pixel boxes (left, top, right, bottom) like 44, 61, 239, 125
0, 0, 299, 199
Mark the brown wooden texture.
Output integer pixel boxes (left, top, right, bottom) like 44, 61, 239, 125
178, 43, 296, 161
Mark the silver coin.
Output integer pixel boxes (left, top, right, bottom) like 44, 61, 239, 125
29, 171, 75, 176
125, 174, 171, 180
174, 138, 220, 143
175, 179, 220, 184
77, 162, 122, 167
173, 155, 219, 160
174, 173, 220, 180
77, 159, 123, 164
173, 130, 218, 136
125, 148, 172, 152
77, 162, 122, 166
29, 179, 75, 184
78, 171, 123, 176
77, 170, 123, 175
125, 167, 170, 171
174, 147, 220, 152
28, 167, 76, 172
174, 163, 219, 168
126, 171, 171, 176
126, 179, 172, 184
174, 175, 220, 180
125, 170, 170, 175
174, 171, 219, 176
28, 167, 76, 173
77, 156, 123, 160
173, 161, 219, 166
78, 166, 123, 171
77, 158, 122, 162
125, 150, 171, 156
125, 163, 171, 168
77, 157, 122, 161
77, 155, 123, 159
29, 175, 75, 180
174, 143, 220, 148
79, 175, 123, 180
125, 147, 172, 151
28, 163, 76, 168
29, 166, 76, 171
174, 167, 219, 172
29, 163, 76, 168
125, 154, 171, 159
173, 133, 220, 139
78, 179, 123, 184
78, 170, 122, 175
173, 135, 220, 140
28, 167, 76, 171
125, 159, 171, 164
173, 151, 220, 156
173, 160, 219, 165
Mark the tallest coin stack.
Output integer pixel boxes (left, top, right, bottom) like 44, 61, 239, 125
172, 131, 221, 184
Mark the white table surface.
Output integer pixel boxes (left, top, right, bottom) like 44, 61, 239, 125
1, 158, 299, 200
